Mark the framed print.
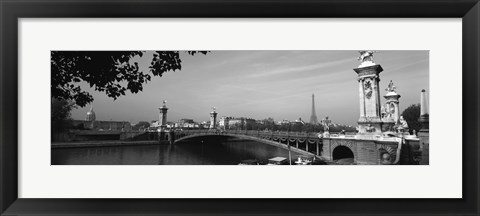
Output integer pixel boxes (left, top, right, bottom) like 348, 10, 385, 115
1, 0, 479, 215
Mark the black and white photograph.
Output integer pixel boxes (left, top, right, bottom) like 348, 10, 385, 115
4, 0, 479, 214
51, 50, 429, 165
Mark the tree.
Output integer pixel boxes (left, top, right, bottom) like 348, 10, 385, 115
291, 123, 303, 132
260, 118, 275, 131
51, 98, 76, 134
401, 104, 422, 135
51, 51, 208, 107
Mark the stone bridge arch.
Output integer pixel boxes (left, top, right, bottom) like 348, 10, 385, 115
332, 145, 355, 160
174, 133, 316, 157
324, 139, 358, 162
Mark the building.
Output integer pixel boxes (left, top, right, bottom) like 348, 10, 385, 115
150, 120, 177, 131
219, 116, 232, 130
71, 120, 132, 131
228, 118, 243, 129
226, 117, 256, 130
176, 119, 196, 128
86, 106, 96, 121
71, 106, 132, 131
294, 117, 305, 125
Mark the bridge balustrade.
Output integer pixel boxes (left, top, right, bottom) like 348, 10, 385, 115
171, 129, 323, 155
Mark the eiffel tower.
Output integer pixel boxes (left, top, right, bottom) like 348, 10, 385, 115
310, 94, 318, 124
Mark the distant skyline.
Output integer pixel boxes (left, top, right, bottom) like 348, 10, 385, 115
70, 50, 429, 126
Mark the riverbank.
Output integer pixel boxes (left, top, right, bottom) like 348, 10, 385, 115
51, 140, 163, 148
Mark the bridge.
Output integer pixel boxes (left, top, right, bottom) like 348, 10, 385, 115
168, 129, 421, 165
171, 129, 322, 158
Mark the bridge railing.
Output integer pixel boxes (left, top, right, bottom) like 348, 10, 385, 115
220, 130, 320, 137
173, 129, 323, 155
175, 129, 321, 138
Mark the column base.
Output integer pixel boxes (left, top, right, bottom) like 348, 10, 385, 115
357, 117, 383, 134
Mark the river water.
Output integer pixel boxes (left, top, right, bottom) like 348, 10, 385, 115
51, 137, 306, 165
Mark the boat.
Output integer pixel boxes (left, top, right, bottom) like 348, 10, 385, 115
238, 159, 260, 165
294, 155, 314, 165
267, 157, 288, 165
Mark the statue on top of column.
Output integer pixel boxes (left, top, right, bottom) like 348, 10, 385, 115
357, 51, 376, 63
385, 80, 397, 93
322, 116, 331, 132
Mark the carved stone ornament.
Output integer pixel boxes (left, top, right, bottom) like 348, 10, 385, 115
364, 80, 372, 89
366, 91, 372, 99
364, 80, 373, 99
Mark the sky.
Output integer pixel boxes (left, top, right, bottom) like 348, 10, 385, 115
70, 50, 429, 126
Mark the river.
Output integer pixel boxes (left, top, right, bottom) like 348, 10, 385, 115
51, 137, 308, 165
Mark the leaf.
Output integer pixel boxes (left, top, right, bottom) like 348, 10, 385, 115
51, 51, 209, 107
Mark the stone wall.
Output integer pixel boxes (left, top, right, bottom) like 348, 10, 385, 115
71, 120, 132, 131
356, 140, 378, 164
322, 137, 402, 165
52, 131, 147, 142
418, 129, 429, 165
401, 138, 421, 165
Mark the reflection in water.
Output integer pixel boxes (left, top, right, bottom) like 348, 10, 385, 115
51, 137, 304, 165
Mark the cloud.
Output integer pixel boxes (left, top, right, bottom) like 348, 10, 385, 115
206, 51, 272, 68
385, 58, 428, 74
247, 57, 353, 78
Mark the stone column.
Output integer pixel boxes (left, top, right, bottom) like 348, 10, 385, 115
158, 101, 169, 143
375, 77, 382, 117
209, 107, 218, 129
418, 89, 429, 165
353, 64, 384, 134
321, 138, 332, 160
158, 101, 168, 132
420, 89, 429, 118
358, 78, 365, 118
371, 77, 379, 117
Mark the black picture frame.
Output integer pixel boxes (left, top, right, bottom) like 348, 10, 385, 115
1, 0, 479, 215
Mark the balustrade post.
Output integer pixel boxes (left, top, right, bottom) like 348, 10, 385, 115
316, 140, 319, 156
